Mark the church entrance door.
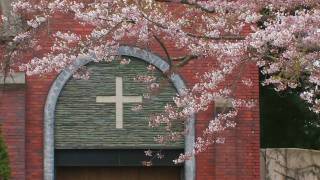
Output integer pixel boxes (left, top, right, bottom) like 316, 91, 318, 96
56, 166, 183, 180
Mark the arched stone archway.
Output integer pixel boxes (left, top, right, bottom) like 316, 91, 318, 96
43, 46, 195, 180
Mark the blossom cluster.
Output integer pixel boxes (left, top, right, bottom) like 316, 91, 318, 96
4, 0, 320, 162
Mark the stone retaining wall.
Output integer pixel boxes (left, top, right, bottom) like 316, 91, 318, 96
261, 148, 320, 180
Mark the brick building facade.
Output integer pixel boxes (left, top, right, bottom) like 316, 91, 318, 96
0, 3, 260, 180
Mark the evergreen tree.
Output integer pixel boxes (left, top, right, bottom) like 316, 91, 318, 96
0, 132, 10, 180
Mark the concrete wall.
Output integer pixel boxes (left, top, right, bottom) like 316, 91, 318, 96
261, 148, 320, 180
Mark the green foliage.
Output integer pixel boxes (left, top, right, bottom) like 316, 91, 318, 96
0, 133, 10, 180
260, 85, 320, 149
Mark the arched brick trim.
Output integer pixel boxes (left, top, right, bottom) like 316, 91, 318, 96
44, 46, 196, 180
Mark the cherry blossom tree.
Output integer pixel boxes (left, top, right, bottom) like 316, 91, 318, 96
1, 0, 320, 162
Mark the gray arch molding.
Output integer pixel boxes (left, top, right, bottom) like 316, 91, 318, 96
44, 46, 196, 180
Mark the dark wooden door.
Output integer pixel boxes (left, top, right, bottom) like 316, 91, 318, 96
56, 167, 182, 180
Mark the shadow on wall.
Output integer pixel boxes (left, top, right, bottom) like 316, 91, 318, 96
260, 148, 320, 180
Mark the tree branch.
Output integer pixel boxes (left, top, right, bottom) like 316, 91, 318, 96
155, 0, 215, 13
174, 55, 197, 67
153, 35, 173, 67
140, 10, 245, 41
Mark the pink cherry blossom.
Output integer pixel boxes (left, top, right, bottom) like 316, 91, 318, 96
3, 0, 320, 162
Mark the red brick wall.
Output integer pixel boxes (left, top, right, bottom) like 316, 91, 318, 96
25, 75, 55, 180
1, 5, 260, 180
0, 85, 26, 180
179, 60, 260, 180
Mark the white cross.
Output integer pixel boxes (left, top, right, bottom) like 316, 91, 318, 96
96, 77, 142, 129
